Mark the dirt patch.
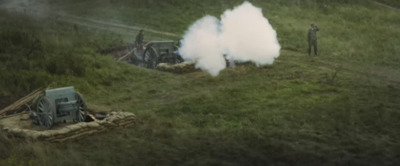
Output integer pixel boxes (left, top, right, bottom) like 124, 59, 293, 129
0, 88, 137, 143
0, 111, 135, 143
157, 61, 197, 74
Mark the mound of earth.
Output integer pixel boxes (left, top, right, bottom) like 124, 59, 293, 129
156, 61, 197, 74
0, 111, 135, 143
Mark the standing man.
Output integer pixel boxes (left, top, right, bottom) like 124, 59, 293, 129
307, 24, 319, 56
135, 29, 145, 52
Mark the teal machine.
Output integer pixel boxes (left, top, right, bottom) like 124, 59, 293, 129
31, 86, 87, 129
131, 41, 184, 68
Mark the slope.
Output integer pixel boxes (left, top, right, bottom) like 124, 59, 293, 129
0, 0, 399, 166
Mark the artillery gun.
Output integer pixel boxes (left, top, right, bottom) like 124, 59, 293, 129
131, 41, 184, 68
31, 87, 87, 129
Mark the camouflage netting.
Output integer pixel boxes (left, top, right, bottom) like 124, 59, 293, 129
1, 111, 135, 143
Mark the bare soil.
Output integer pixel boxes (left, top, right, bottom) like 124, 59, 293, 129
0, 113, 84, 131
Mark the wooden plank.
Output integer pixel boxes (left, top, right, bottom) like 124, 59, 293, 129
88, 113, 100, 122
117, 48, 135, 61
0, 88, 43, 116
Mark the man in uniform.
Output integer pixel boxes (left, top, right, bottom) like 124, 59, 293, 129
307, 24, 319, 56
135, 29, 144, 52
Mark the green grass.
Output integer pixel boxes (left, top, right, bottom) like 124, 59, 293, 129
46, 0, 400, 67
0, 0, 399, 166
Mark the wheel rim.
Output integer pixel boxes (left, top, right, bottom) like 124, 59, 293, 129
75, 93, 86, 122
131, 48, 141, 65
143, 48, 158, 68
37, 97, 53, 129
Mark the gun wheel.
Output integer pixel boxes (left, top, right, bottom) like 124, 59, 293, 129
74, 92, 87, 122
36, 96, 54, 129
143, 47, 158, 69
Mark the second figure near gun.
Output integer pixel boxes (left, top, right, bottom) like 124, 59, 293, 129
307, 24, 319, 56
135, 29, 145, 52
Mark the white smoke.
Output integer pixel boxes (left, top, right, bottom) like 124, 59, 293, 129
179, 1, 281, 76
220, 2, 281, 66
178, 16, 226, 76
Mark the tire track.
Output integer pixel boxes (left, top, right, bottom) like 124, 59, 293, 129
371, 0, 400, 12
1, 5, 181, 38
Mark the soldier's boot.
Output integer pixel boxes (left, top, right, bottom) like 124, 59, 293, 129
314, 43, 318, 56
314, 47, 318, 56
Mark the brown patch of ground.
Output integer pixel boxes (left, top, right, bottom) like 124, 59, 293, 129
0, 111, 135, 143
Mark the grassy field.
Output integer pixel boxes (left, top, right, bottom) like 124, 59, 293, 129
0, 0, 399, 165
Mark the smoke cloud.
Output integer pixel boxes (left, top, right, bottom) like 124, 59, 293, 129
179, 1, 281, 76
178, 16, 226, 76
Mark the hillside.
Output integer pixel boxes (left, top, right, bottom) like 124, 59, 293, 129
0, 0, 399, 166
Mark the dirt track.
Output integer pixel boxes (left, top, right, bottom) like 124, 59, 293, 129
371, 0, 400, 12
0, 0, 180, 40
